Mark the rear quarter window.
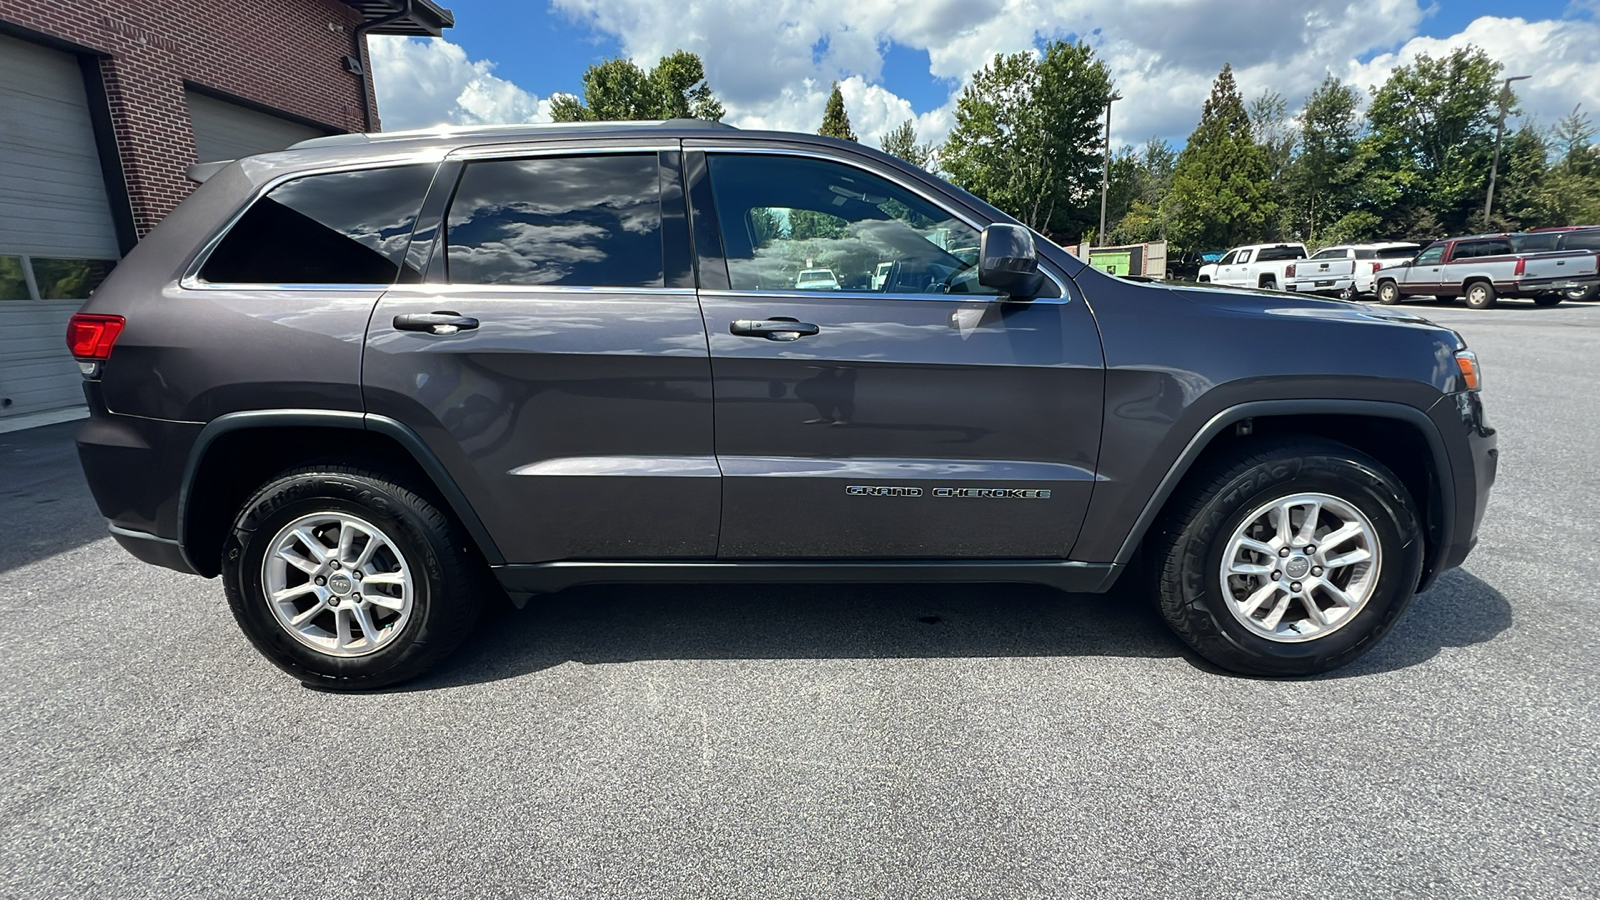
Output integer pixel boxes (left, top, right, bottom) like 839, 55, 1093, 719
199, 164, 435, 285
1564, 231, 1600, 251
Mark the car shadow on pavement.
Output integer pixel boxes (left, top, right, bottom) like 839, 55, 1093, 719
398, 565, 1512, 691
399, 572, 1186, 691
0, 421, 109, 575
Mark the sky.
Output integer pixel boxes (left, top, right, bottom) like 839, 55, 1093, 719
369, 0, 1600, 151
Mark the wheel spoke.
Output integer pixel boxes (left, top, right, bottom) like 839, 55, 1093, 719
1296, 500, 1321, 544
1238, 537, 1276, 557
271, 583, 318, 604
1260, 593, 1293, 630
292, 527, 330, 563
366, 592, 404, 612
334, 608, 353, 650
1230, 562, 1274, 576
352, 605, 384, 644
1237, 580, 1279, 616
276, 547, 321, 575
1324, 547, 1372, 569
1315, 577, 1355, 609
337, 522, 360, 566
362, 572, 404, 587
1299, 595, 1330, 626
1318, 523, 1363, 552
352, 532, 381, 571
1272, 504, 1293, 544
290, 601, 328, 627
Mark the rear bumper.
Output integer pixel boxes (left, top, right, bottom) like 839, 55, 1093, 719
109, 525, 199, 575
76, 384, 203, 575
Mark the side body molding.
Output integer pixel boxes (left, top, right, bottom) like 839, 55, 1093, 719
178, 409, 506, 574
1108, 398, 1455, 581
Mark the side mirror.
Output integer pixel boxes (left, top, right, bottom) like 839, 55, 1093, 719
978, 223, 1043, 299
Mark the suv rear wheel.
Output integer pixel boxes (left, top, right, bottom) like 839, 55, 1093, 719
221, 466, 485, 690
1151, 440, 1423, 677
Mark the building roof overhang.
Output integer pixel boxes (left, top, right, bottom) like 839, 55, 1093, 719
339, 0, 454, 37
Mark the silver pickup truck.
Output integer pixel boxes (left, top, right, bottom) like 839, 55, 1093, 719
1374, 234, 1600, 309
1285, 242, 1419, 299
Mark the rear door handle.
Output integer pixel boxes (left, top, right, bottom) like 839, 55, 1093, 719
730, 318, 820, 341
394, 311, 480, 335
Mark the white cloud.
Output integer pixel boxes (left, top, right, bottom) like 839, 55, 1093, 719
368, 36, 553, 131
371, 3, 1600, 152
1343, 16, 1600, 130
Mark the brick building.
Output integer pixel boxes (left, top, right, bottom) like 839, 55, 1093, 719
0, 0, 453, 421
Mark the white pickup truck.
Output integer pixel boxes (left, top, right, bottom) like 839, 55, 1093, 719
1284, 242, 1420, 299
1196, 243, 1308, 290
1374, 234, 1600, 309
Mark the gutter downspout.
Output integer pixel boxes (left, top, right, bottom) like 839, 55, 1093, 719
351, 0, 414, 133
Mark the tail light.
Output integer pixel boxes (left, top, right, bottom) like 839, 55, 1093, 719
1513, 257, 1526, 276
1371, 262, 1382, 274
1285, 264, 1296, 277
67, 314, 125, 377
1455, 350, 1482, 391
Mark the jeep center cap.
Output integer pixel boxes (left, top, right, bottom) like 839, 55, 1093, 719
328, 573, 353, 595
1284, 557, 1311, 579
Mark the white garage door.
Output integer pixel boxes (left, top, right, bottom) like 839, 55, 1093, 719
0, 34, 120, 421
185, 90, 328, 163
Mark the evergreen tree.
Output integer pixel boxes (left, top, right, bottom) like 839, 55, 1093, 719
940, 40, 1113, 237
879, 119, 935, 169
1161, 64, 1276, 250
819, 82, 857, 141
550, 50, 724, 122
1288, 75, 1365, 243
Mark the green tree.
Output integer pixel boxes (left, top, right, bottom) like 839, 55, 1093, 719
1538, 107, 1600, 224
550, 50, 724, 122
1161, 64, 1276, 250
1248, 90, 1297, 239
940, 40, 1114, 237
1288, 75, 1366, 243
1362, 46, 1505, 236
879, 119, 934, 169
818, 82, 857, 141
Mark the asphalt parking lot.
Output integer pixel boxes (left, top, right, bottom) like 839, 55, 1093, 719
2, 297, 1597, 898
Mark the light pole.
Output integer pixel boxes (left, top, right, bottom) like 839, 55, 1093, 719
1483, 74, 1530, 229
1098, 91, 1122, 247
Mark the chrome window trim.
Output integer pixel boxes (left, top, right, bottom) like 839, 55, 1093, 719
383, 284, 698, 296
443, 142, 679, 162
697, 288, 1069, 306
683, 143, 1071, 301
179, 151, 448, 292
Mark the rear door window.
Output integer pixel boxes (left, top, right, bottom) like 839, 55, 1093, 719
1563, 231, 1600, 251
443, 154, 663, 288
200, 164, 435, 285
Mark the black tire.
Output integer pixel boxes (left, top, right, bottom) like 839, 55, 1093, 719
1338, 284, 1357, 302
1533, 292, 1563, 307
1565, 283, 1599, 302
1464, 281, 1497, 309
221, 466, 485, 690
1259, 276, 1278, 291
1376, 280, 1402, 305
1150, 439, 1423, 677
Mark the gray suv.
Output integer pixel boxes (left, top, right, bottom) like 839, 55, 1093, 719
69, 121, 1497, 689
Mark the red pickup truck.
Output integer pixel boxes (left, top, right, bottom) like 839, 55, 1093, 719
1374, 234, 1600, 309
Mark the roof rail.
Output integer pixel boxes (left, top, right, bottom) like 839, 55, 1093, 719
289, 118, 737, 150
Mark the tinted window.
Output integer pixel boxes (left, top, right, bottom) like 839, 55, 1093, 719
1377, 246, 1419, 258
201, 164, 433, 285
1513, 233, 1559, 253
706, 154, 1005, 296
1257, 246, 1306, 261
1563, 231, 1600, 251
444, 155, 662, 287
1217, 251, 1237, 266
1454, 240, 1511, 259
1416, 245, 1445, 264
1313, 248, 1346, 259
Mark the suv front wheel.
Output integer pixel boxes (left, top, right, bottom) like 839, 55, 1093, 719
1151, 440, 1423, 676
221, 466, 485, 690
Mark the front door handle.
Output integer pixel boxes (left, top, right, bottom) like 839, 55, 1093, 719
394, 311, 480, 335
730, 318, 820, 341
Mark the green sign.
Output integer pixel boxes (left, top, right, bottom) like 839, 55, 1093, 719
1089, 250, 1133, 276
